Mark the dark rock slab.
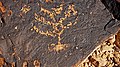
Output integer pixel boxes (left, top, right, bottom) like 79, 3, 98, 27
0, 0, 119, 67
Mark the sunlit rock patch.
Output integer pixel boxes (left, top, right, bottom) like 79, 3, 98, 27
75, 30, 120, 67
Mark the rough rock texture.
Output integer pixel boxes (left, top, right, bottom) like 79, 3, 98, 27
76, 30, 120, 67
0, 0, 119, 67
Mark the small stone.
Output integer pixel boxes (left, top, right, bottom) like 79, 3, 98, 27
69, 53, 72, 55
1, 36, 5, 39
15, 26, 17, 29
65, 55, 67, 57
76, 47, 79, 49
90, 12, 92, 14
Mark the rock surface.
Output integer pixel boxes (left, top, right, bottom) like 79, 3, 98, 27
0, 0, 119, 67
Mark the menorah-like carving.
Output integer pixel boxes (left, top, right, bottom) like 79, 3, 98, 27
31, 4, 78, 52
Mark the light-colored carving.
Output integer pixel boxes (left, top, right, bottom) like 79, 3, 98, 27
21, 5, 31, 14
31, 4, 78, 52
